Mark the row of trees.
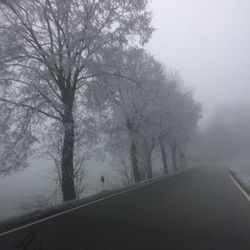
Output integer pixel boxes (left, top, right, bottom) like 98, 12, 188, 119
103, 48, 201, 183
0, 0, 201, 202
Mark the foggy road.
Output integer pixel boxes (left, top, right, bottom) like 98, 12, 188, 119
1, 165, 250, 250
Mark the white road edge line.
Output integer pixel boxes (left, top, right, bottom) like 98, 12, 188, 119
0, 169, 190, 238
0, 180, 158, 237
228, 172, 250, 202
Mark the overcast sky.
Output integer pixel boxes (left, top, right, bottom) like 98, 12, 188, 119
146, 0, 250, 126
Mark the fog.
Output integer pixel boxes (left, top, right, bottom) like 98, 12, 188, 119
1, 0, 250, 221
190, 104, 250, 160
146, 0, 250, 126
146, 0, 250, 184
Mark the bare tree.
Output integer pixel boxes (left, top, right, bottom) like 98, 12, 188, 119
103, 53, 201, 179
0, 0, 153, 201
114, 161, 134, 186
164, 86, 202, 171
159, 136, 169, 174
0, 102, 36, 177
51, 153, 88, 200
101, 48, 166, 182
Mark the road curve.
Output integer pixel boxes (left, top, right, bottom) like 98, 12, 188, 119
1, 165, 250, 250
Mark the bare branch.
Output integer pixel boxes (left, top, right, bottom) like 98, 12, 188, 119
0, 98, 62, 121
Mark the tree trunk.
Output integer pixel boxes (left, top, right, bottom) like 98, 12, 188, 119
171, 145, 178, 172
179, 147, 186, 169
130, 139, 141, 183
61, 90, 76, 201
127, 119, 141, 183
144, 139, 153, 179
160, 143, 168, 174
61, 118, 76, 201
146, 153, 153, 179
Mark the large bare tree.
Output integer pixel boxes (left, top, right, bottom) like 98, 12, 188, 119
100, 48, 166, 182
0, 0, 153, 201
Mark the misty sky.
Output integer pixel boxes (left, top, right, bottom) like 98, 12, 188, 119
146, 0, 250, 126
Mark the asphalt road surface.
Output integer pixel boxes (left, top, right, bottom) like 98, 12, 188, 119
1, 165, 250, 250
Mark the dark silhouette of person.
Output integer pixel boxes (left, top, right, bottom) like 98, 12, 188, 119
101, 175, 105, 184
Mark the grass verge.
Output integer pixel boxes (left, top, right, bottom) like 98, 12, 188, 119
229, 170, 250, 197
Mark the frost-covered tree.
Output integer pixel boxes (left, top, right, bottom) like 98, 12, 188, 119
155, 73, 186, 172
101, 48, 201, 179
0, 102, 36, 177
154, 74, 202, 172
0, 0, 153, 201
99, 48, 166, 182
174, 89, 202, 169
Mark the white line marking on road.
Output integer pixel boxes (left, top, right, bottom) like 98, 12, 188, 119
228, 172, 250, 202
0, 168, 192, 238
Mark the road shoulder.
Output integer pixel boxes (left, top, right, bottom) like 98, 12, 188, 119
228, 170, 250, 202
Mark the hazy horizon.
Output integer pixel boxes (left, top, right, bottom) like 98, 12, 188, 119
146, 0, 250, 128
